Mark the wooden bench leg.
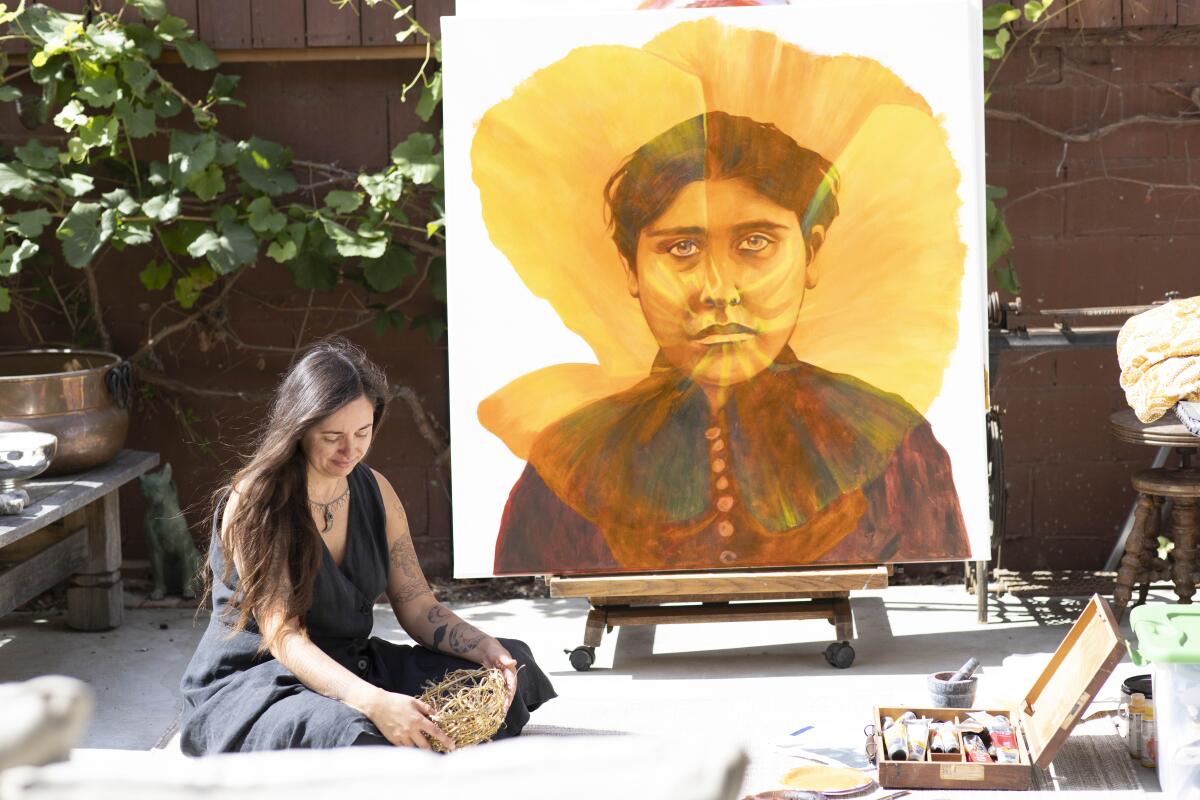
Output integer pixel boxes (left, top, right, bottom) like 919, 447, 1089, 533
66, 490, 124, 631
583, 607, 606, 648
832, 594, 854, 641
1115, 494, 1155, 621
1172, 497, 1198, 605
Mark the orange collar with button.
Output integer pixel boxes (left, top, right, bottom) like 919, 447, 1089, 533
525, 348, 950, 569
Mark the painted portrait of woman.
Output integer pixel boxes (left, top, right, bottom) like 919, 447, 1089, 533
448, 13, 989, 577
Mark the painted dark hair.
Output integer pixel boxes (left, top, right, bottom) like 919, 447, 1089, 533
604, 111, 840, 270
208, 336, 389, 651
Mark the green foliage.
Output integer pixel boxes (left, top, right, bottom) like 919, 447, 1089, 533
0, 1, 447, 342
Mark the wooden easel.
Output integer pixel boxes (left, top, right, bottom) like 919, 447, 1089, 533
548, 565, 888, 670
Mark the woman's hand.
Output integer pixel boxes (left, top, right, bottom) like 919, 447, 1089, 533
364, 689, 455, 751
476, 638, 518, 711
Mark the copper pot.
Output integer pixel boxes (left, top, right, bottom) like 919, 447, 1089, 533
0, 349, 132, 476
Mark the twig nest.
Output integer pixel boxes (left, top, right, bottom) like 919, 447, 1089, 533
418, 667, 508, 752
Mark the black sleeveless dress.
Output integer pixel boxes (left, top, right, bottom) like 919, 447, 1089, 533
179, 463, 556, 754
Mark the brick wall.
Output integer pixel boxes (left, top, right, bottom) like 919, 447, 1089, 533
987, 34, 1200, 569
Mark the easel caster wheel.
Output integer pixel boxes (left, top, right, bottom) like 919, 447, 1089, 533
823, 641, 855, 669
567, 646, 595, 671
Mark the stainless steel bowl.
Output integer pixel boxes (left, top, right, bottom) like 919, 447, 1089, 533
0, 431, 58, 490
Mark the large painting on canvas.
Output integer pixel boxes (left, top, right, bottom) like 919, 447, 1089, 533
443, 2, 990, 577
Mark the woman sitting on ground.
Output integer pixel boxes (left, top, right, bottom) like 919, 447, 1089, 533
179, 337, 555, 754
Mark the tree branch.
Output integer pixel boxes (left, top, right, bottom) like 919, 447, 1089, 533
986, 108, 1200, 143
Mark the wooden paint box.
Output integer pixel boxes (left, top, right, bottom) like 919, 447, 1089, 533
871, 594, 1124, 790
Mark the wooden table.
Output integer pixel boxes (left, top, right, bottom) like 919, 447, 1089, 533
0, 450, 159, 630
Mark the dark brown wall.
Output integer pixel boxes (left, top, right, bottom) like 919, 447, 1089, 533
987, 36, 1200, 569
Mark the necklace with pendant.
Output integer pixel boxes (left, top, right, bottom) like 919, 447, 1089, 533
308, 481, 350, 533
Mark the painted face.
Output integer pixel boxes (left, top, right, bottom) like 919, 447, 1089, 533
629, 178, 820, 389
301, 394, 375, 479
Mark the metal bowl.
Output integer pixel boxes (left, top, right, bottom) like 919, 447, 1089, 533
0, 431, 59, 490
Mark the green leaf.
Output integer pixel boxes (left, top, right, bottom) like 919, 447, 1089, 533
139, 259, 171, 290
124, 24, 163, 59
289, 253, 338, 291
186, 221, 258, 274
173, 275, 201, 308
321, 218, 388, 259
985, 184, 1008, 201
168, 130, 217, 187
324, 190, 364, 214
13, 139, 58, 169
993, 259, 1022, 295
1024, 0, 1048, 21
56, 172, 94, 197
415, 71, 441, 122
410, 313, 446, 343
78, 69, 120, 108
425, 217, 444, 239
186, 163, 225, 201
8, 209, 52, 238
207, 72, 242, 106
371, 310, 406, 337
120, 59, 156, 98
115, 100, 157, 138
114, 221, 154, 247
235, 137, 297, 196
176, 38, 219, 70
266, 238, 297, 263
159, 220, 208, 256
102, 188, 141, 215
56, 202, 115, 268
0, 240, 38, 276
390, 133, 441, 185
986, 203, 1013, 267
983, 28, 1011, 60
0, 86, 20, 102
363, 246, 416, 293
142, 193, 181, 222
154, 15, 190, 42
0, 163, 40, 200
152, 88, 182, 118
52, 99, 89, 132
359, 171, 405, 204
982, 3, 1021, 29
130, 0, 168, 21
247, 196, 286, 234
77, 115, 119, 149
0, 286, 9, 313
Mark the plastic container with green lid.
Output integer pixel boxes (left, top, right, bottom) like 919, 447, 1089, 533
1129, 604, 1200, 799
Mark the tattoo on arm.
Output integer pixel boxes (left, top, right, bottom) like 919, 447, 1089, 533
388, 535, 426, 603
448, 622, 487, 656
427, 603, 451, 651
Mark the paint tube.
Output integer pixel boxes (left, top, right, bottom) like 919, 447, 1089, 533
963, 733, 993, 763
906, 718, 931, 762
987, 716, 1020, 764
931, 720, 959, 754
881, 716, 909, 761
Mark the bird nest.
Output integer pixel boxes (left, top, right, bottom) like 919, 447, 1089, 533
418, 667, 508, 752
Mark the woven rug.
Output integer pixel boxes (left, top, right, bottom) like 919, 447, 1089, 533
1031, 715, 1143, 792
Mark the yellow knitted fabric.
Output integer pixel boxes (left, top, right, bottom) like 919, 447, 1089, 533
1117, 296, 1200, 423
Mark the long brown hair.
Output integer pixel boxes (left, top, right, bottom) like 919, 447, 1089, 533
213, 337, 389, 650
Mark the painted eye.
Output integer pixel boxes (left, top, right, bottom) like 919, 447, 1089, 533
668, 240, 700, 258
739, 234, 772, 252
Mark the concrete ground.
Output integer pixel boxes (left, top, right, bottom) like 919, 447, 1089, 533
0, 584, 1170, 797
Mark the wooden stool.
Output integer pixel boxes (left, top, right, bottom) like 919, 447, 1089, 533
1110, 410, 1200, 622
1113, 468, 1200, 621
